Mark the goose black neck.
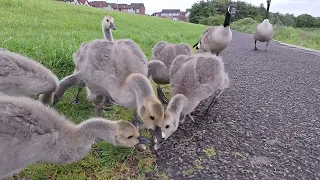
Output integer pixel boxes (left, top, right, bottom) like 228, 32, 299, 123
223, 11, 231, 27
265, 3, 270, 19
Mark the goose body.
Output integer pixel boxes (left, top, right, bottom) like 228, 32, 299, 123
253, 0, 274, 51
193, 4, 237, 55
156, 53, 230, 147
0, 50, 58, 104
83, 39, 149, 108
0, 95, 149, 179
195, 25, 233, 55
53, 15, 116, 105
73, 38, 164, 139
148, 41, 192, 104
254, 19, 274, 42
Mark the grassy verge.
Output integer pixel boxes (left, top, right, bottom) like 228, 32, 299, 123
231, 18, 320, 51
0, 0, 206, 179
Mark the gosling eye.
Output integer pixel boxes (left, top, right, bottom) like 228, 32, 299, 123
165, 125, 170, 129
150, 116, 154, 120
106, 19, 109, 22
128, 135, 133, 139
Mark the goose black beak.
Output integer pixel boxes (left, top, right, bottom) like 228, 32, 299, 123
153, 126, 164, 144
109, 22, 116, 30
192, 42, 198, 48
137, 136, 151, 145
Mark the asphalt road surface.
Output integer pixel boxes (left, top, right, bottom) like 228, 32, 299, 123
151, 31, 320, 180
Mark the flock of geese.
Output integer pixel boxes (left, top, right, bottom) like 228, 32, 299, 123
0, 0, 274, 178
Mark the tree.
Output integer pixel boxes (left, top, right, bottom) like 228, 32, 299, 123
189, 0, 217, 24
296, 14, 315, 28
188, 0, 319, 28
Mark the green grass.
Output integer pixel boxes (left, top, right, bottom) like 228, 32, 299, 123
0, 0, 206, 179
231, 17, 320, 51
203, 146, 217, 158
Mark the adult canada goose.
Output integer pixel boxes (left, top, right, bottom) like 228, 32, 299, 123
0, 95, 150, 179
0, 50, 58, 105
147, 41, 192, 104
58, 15, 116, 105
253, 0, 274, 51
192, 4, 237, 56
154, 53, 230, 149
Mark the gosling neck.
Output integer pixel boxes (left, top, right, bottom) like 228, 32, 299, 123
147, 60, 170, 84
127, 73, 154, 103
77, 118, 116, 145
168, 94, 188, 127
265, 3, 270, 19
102, 24, 113, 41
223, 11, 231, 27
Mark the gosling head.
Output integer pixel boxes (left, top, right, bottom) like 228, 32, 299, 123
138, 95, 164, 138
102, 15, 116, 30
153, 94, 187, 150
113, 120, 150, 148
161, 111, 180, 140
228, 4, 237, 17
153, 111, 183, 150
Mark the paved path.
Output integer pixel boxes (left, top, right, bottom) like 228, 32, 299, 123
151, 31, 320, 180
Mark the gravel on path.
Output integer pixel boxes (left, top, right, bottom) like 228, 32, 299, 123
151, 31, 320, 180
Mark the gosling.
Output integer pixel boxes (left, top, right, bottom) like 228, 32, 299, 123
0, 95, 150, 179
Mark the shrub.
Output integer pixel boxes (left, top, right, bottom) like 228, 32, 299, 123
207, 15, 225, 26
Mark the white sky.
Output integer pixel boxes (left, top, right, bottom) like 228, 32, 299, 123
91, 0, 320, 17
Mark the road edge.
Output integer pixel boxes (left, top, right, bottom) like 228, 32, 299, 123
272, 39, 320, 54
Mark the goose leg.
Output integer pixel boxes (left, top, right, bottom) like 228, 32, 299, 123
72, 87, 83, 104
254, 40, 258, 51
103, 93, 116, 111
204, 89, 223, 115
157, 84, 169, 105
265, 41, 269, 51
53, 72, 81, 105
187, 114, 195, 122
94, 104, 104, 117
93, 95, 105, 117
179, 114, 186, 125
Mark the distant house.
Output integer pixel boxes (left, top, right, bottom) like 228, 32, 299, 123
185, 9, 191, 21
151, 9, 189, 21
108, 3, 145, 15
151, 12, 160, 17
57, 0, 146, 15
62, 0, 91, 6
130, 3, 146, 15
106, 3, 116, 10
88, 0, 107, 8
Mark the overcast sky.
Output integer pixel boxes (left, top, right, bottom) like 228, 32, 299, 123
96, 0, 320, 17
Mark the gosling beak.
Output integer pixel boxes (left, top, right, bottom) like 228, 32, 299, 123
134, 136, 150, 150
153, 126, 164, 144
109, 22, 116, 30
137, 136, 151, 145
